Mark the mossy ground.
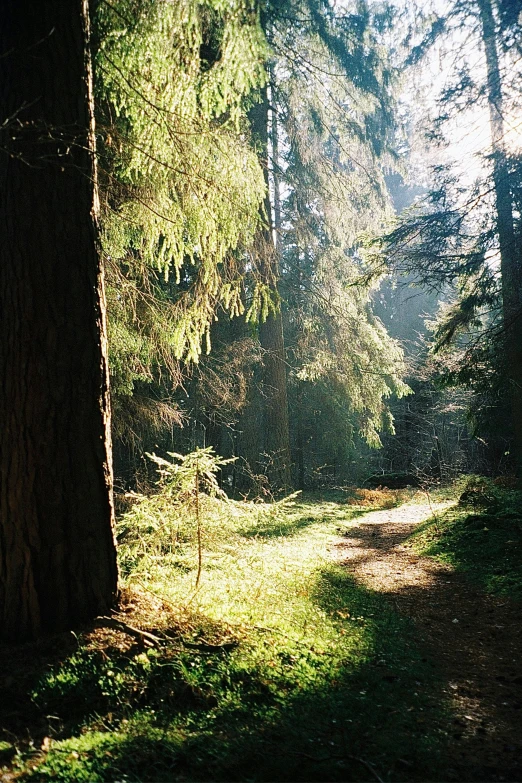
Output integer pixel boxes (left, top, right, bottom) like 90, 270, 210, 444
2, 481, 519, 782
408, 476, 522, 599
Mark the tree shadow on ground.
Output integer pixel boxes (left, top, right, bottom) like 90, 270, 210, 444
332, 511, 522, 782
17, 567, 456, 782
238, 496, 356, 540
418, 507, 522, 598
376, 568, 522, 782
6, 504, 521, 783
0, 631, 80, 745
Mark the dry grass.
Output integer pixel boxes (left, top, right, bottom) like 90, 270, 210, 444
344, 487, 408, 509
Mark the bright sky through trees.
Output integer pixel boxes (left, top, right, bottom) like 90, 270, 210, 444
400, 0, 522, 190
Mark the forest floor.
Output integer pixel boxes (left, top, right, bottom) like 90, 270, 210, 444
332, 501, 522, 782
1, 481, 521, 782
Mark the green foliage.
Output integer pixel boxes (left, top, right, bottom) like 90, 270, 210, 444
147, 447, 233, 500
94, 0, 413, 483
289, 276, 411, 449
270, 0, 397, 162
365, 162, 513, 434
95, 0, 269, 404
97, 0, 266, 277
117, 448, 234, 578
0, 742, 15, 764
265, 1, 410, 460
365, 0, 522, 463
31, 649, 158, 719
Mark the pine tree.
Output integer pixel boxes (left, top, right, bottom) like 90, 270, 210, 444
476, 0, 522, 473
248, 82, 293, 490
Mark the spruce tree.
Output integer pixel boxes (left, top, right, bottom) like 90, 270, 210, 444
476, 0, 522, 473
93, 0, 268, 475
259, 0, 408, 485
248, 83, 293, 490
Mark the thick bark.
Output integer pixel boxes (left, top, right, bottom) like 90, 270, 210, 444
0, 0, 118, 641
477, 0, 522, 476
249, 85, 292, 491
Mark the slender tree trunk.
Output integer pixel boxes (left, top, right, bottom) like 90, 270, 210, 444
296, 387, 306, 490
477, 0, 522, 476
249, 83, 292, 491
293, 249, 307, 491
0, 0, 118, 641
270, 67, 282, 254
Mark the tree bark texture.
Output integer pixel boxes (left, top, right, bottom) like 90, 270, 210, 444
0, 0, 118, 641
477, 0, 522, 476
249, 86, 292, 491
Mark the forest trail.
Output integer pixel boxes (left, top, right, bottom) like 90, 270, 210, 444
333, 500, 522, 781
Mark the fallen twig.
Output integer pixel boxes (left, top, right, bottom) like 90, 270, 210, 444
94, 616, 162, 646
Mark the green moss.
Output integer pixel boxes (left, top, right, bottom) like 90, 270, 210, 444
409, 479, 522, 598
14, 490, 455, 782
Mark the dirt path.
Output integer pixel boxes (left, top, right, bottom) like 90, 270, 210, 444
334, 501, 522, 782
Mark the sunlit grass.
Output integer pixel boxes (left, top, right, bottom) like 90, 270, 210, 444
134, 496, 359, 634
11, 487, 452, 782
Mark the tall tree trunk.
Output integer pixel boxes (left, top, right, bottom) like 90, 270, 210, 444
293, 249, 307, 491
477, 0, 522, 476
249, 83, 292, 491
296, 386, 306, 491
0, 0, 118, 641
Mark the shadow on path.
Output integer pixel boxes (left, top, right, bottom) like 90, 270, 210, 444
334, 502, 522, 782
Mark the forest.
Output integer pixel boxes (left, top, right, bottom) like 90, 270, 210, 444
0, 0, 521, 780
